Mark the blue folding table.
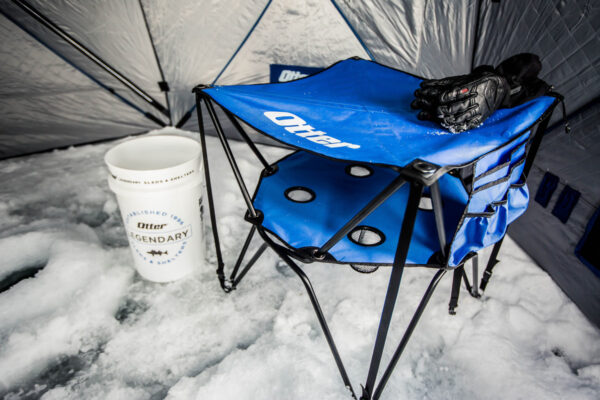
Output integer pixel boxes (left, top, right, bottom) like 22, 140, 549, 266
193, 58, 560, 399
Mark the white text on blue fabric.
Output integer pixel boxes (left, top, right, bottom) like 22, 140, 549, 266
263, 111, 360, 149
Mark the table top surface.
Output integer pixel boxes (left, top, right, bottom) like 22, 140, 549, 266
203, 58, 557, 170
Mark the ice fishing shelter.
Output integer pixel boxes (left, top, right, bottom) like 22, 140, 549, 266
0, 0, 598, 327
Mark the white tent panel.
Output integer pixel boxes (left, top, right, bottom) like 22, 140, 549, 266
0, 0, 170, 125
217, 0, 369, 85
142, 0, 270, 122
333, 0, 477, 77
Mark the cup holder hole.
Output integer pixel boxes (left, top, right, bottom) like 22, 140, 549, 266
284, 187, 316, 203
350, 264, 379, 274
345, 164, 373, 178
419, 196, 433, 211
348, 226, 385, 246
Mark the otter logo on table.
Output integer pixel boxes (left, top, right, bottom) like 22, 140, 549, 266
264, 111, 360, 149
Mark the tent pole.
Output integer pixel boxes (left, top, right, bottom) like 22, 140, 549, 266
138, 0, 172, 125
10, 0, 170, 119
0, 8, 166, 128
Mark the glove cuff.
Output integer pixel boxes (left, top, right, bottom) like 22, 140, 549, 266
492, 53, 551, 108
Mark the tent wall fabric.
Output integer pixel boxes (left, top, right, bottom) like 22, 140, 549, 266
0, 0, 171, 126
0, 0, 598, 326
510, 100, 600, 327
331, 0, 477, 77
0, 12, 157, 158
475, 0, 599, 123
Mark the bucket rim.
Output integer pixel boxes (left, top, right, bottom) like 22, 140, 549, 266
104, 134, 201, 173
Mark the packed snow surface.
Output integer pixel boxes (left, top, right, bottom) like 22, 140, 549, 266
0, 128, 599, 400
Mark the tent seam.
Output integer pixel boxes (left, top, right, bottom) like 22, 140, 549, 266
175, 0, 274, 128
139, 0, 172, 125
211, 0, 273, 85
8, 0, 169, 121
329, 0, 375, 61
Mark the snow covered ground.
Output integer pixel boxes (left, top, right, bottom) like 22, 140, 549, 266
0, 128, 599, 400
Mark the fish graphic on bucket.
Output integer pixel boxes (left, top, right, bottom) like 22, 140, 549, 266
105, 134, 205, 282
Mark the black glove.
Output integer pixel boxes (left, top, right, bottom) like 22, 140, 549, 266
412, 67, 510, 133
411, 53, 551, 133
496, 53, 551, 108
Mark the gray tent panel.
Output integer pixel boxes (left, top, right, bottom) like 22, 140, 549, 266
1, 0, 170, 125
511, 101, 600, 327
24, 0, 165, 94
475, 0, 600, 122
535, 101, 600, 203
217, 0, 369, 84
0, 13, 156, 159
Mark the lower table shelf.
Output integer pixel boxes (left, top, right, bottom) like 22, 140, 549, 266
253, 151, 469, 266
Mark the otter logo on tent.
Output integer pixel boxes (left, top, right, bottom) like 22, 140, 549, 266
278, 70, 309, 82
269, 64, 323, 83
263, 112, 360, 149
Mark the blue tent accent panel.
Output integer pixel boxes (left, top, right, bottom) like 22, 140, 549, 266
203, 58, 556, 169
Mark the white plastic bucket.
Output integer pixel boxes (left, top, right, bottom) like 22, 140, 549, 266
105, 135, 205, 282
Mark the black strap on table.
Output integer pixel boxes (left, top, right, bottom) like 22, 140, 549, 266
461, 267, 473, 294
448, 266, 463, 315
480, 237, 504, 292
361, 182, 423, 400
